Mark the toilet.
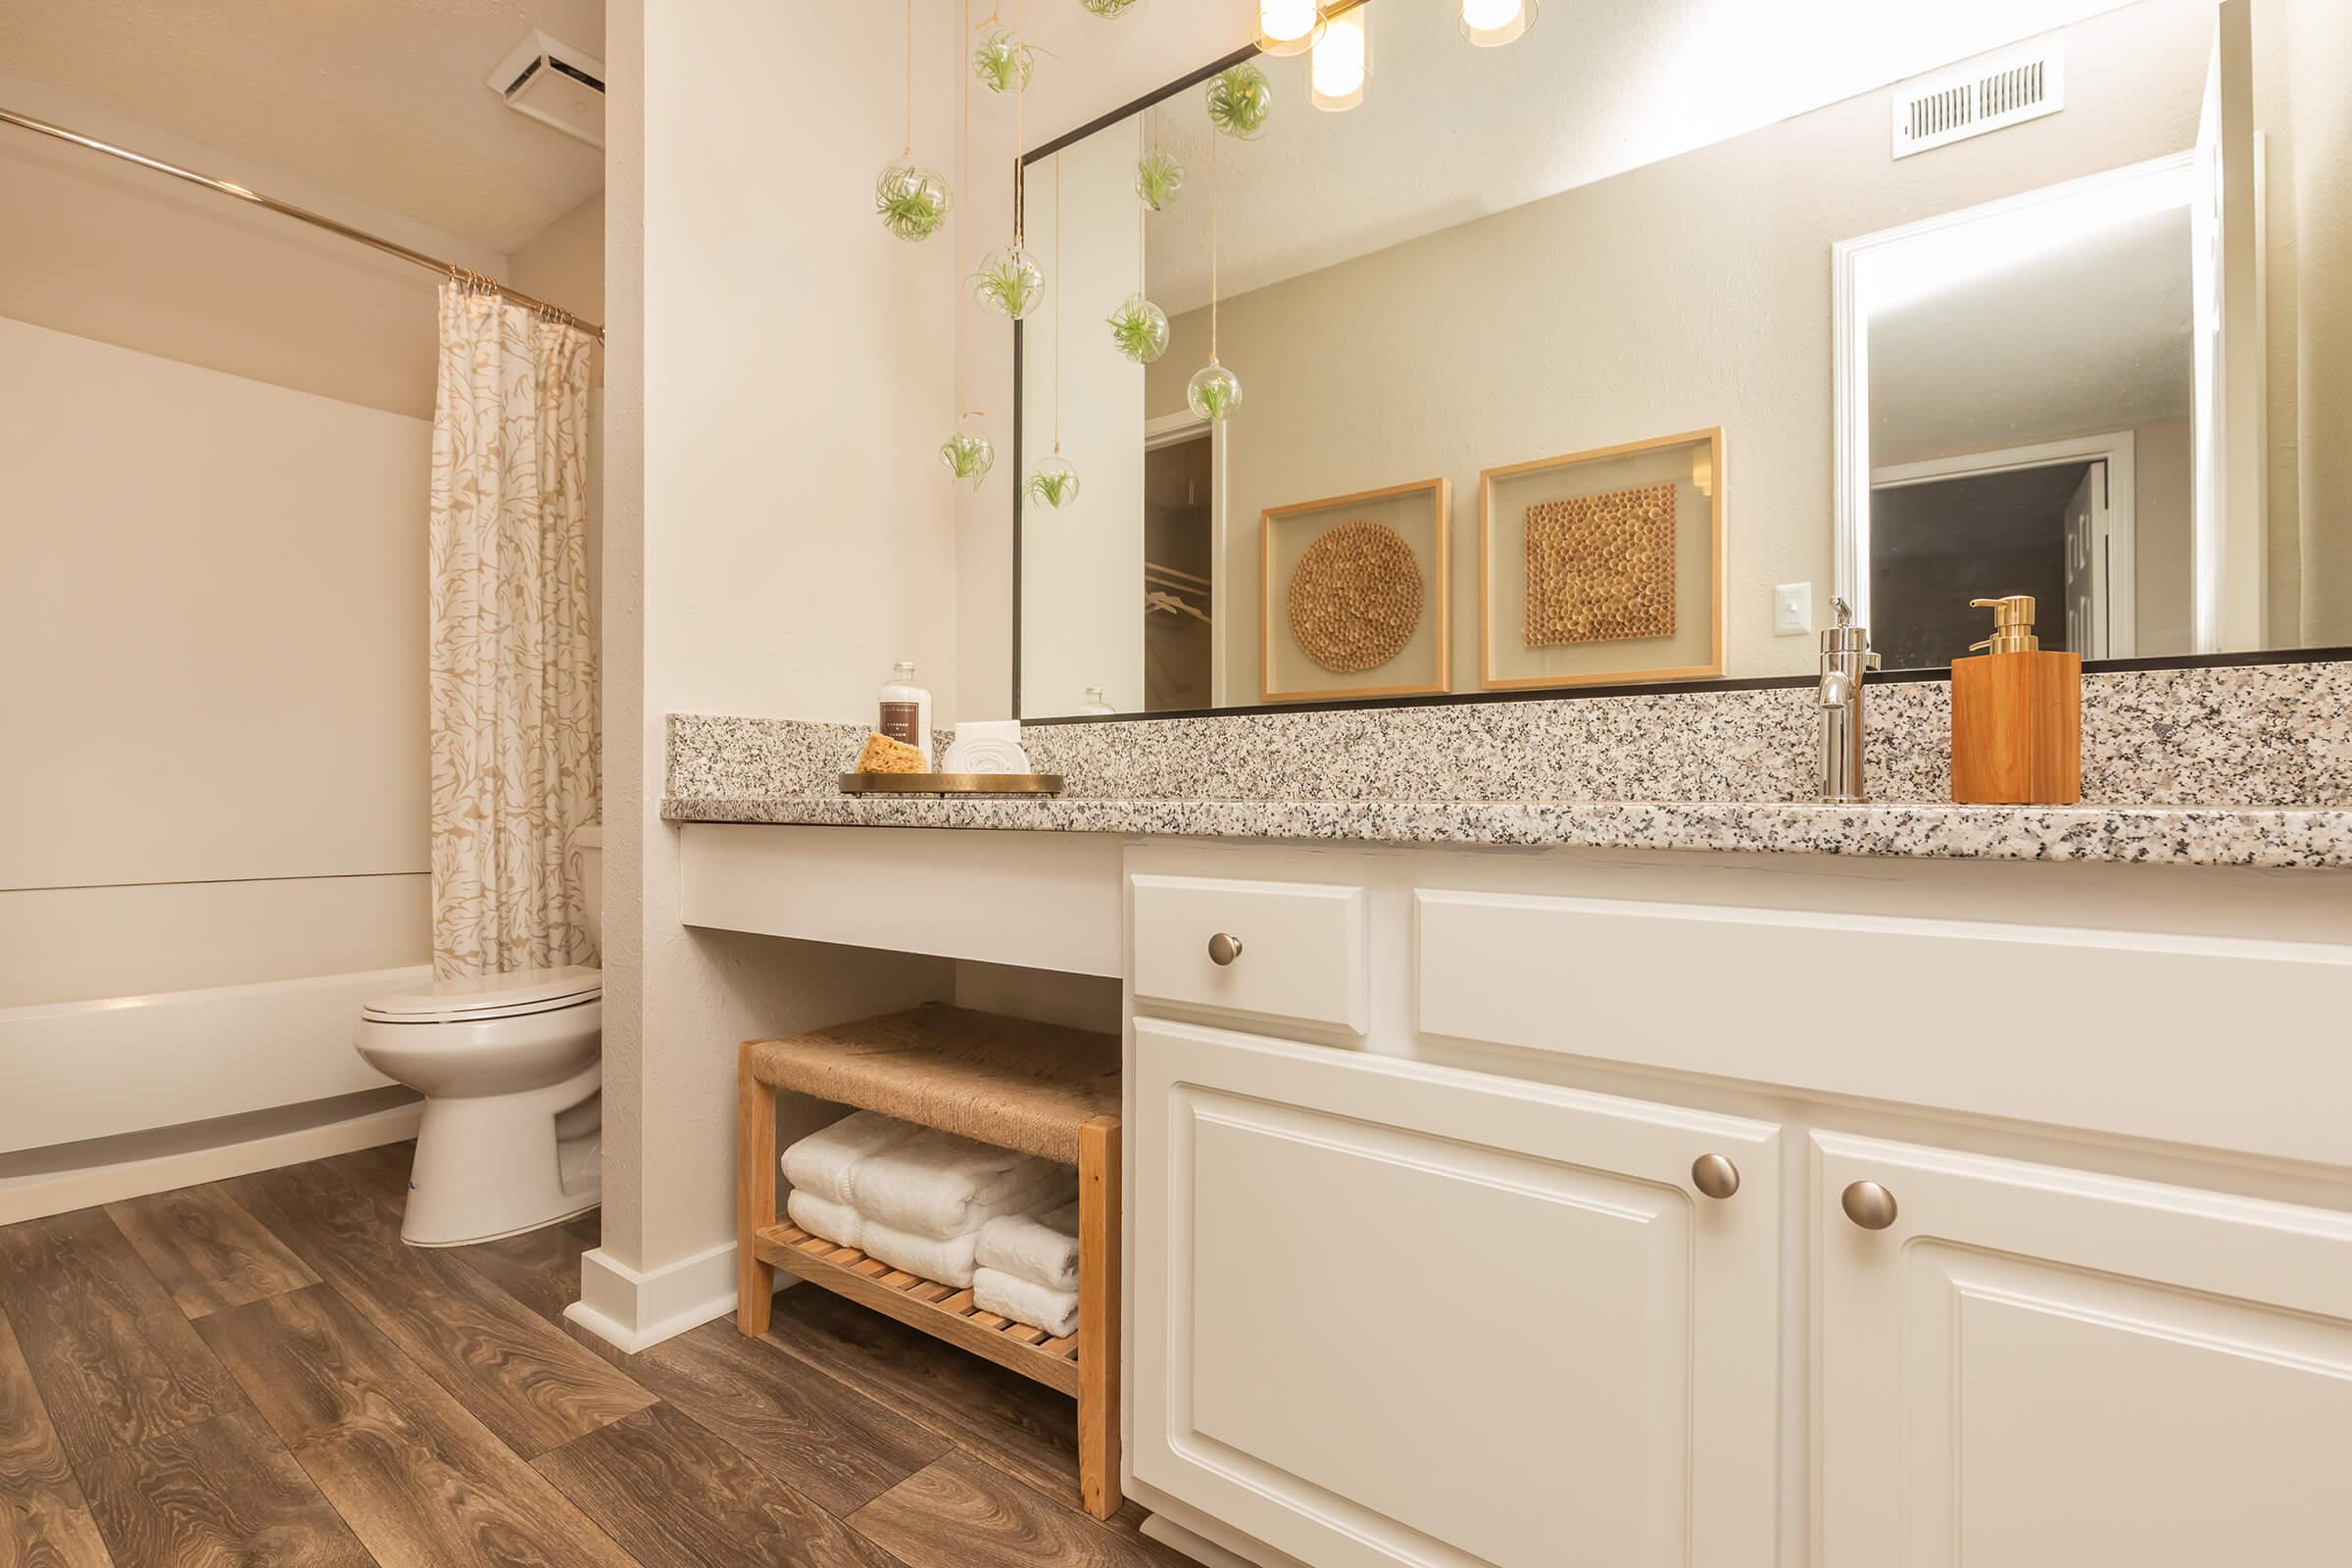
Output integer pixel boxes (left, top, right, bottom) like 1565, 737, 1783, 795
355, 827, 605, 1246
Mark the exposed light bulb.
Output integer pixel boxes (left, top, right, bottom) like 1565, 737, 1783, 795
1257, 0, 1324, 57
1460, 0, 1538, 48
1309, 7, 1369, 112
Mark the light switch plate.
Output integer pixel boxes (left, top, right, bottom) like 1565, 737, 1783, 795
1775, 582, 1813, 637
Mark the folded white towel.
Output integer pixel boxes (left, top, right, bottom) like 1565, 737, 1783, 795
851, 1126, 1062, 1242
781, 1110, 921, 1206
858, 1215, 982, 1289
785, 1188, 862, 1250
976, 1194, 1082, 1294
974, 1266, 1080, 1340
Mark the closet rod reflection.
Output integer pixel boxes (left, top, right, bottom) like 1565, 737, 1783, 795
0, 103, 605, 340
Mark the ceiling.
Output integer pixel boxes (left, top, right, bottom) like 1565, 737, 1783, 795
0, 0, 605, 256
1870, 204, 2193, 467
1125, 0, 2136, 315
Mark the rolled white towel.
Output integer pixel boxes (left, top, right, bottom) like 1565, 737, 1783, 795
858, 1215, 982, 1289
851, 1127, 1062, 1242
781, 1110, 921, 1206
785, 1188, 862, 1250
974, 1266, 1080, 1340
976, 1194, 1082, 1294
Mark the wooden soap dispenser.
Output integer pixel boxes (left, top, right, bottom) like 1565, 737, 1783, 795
1950, 595, 2081, 805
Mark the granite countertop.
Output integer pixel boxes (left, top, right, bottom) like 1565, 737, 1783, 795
659, 792, 2352, 869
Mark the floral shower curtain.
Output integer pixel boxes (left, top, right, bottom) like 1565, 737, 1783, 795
428, 283, 600, 977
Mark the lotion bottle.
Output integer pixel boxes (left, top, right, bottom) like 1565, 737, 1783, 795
878, 661, 933, 768
1950, 595, 2081, 805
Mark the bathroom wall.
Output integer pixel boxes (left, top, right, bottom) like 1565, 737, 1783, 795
592, 0, 965, 1342
1139, 0, 2213, 693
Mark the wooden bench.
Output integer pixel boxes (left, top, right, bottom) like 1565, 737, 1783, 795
737, 1004, 1123, 1519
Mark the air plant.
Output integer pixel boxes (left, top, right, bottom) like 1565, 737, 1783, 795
1027, 458, 1082, 509
1187, 359, 1243, 422
1205, 63, 1274, 139
939, 427, 995, 488
971, 246, 1045, 318
874, 163, 953, 242
1080, 0, 1142, 13
1106, 294, 1170, 364
971, 29, 1038, 94
1134, 146, 1184, 211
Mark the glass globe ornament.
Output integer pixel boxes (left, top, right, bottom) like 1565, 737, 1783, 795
939, 421, 996, 489
971, 29, 1037, 94
874, 162, 953, 242
972, 245, 1045, 319
1080, 0, 1142, 14
1027, 455, 1082, 509
1106, 295, 1170, 364
1135, 146, 1184, 211
1205, 63, 1274, 140
1186, 358, 1243, 421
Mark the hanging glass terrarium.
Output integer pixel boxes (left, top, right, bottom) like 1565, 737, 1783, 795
971, 28, 1037, 94
874, 163, 953, 242
1080, 0, 1142, 13
1187, 359, 1243, 421
1205, 63, 1274, 139
972, 245, 1044, 319
1106, 294, 1169, 365
1135, 146, 1183, 211
1027, 454, 1082, 509
939, 417, 995, 489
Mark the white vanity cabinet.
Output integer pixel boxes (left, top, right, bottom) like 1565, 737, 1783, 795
1815, 1131, 2352, 1567
1129, 1017, 1784, 1568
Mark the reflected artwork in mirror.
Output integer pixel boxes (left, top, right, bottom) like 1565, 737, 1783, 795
1013, 0, 2351, 718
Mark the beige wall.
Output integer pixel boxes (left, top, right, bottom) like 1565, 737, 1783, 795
1144, 0, 2212, 695
597, 0, 960, 1297
2284, 0, 2351, 644
0, 316, 432, 1007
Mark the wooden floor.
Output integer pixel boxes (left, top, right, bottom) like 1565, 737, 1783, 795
0, 1143, 1190, 1568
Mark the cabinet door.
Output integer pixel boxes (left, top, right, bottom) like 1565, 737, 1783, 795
1133, 1020, 1782, 1568
1817, 1131, 2352, 1567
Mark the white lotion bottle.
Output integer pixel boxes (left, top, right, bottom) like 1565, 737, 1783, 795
878, 661, 934, 767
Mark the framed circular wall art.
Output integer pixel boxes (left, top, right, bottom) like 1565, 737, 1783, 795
1259, 477, 1451, 702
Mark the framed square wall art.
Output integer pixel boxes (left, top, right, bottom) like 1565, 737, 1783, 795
1478, 427, 1725, 690
1260, 477, 1451, 703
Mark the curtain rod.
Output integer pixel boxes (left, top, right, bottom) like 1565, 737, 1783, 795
0, 103, 605, 341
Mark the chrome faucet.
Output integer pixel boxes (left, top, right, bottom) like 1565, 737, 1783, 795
1817, 597, 1879, 803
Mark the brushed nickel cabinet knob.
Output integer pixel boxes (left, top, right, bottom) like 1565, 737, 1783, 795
1841, 1180, 1898, 1231
1690, 1153, 1740, 1200
1206, 932, 1245, 966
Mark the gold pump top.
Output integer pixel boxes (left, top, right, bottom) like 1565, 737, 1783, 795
1967, 595, 2040, 655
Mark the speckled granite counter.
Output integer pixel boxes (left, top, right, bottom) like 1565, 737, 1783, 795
661, 660, 2352, 868
661, 793, 2352, 869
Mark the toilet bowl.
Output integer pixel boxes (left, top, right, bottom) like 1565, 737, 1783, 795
355, 826, 607, 1247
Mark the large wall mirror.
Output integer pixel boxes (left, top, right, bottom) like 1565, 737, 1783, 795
1013, 0, 2349, 719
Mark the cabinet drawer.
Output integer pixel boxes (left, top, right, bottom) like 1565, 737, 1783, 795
1818, 1131, 2352, 1566
1131, 873, 1368, 1032
1133, 1020, 1782, 1568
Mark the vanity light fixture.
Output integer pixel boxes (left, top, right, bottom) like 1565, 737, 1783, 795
1460, 0, 1539, 48
1256, 0, 1326, 57
1309, 4, 1370, 112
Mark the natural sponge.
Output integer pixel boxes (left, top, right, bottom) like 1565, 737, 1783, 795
856, 732, 928, 774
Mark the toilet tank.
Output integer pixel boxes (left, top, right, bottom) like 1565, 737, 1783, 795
572, 825, 604, 952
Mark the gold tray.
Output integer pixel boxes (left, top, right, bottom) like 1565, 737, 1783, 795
839, 771, 1064, 796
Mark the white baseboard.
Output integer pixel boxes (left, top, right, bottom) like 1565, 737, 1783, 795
1131, 1487, 1312, 1568
567, 1235, 754, 1352
0, 1101, 422, 1226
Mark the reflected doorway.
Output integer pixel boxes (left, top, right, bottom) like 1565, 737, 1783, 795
1144, 421, 1215, 711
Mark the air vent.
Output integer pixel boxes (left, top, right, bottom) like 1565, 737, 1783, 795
486, 29, 606, 150
1891, 41, 2064, 160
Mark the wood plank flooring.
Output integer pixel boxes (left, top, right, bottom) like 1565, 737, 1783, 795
0, 1143, 1192, 1568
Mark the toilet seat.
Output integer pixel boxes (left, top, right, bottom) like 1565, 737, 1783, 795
363, 965, 602, 1024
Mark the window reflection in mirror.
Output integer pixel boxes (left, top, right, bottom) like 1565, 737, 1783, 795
1014, 0, 2350, 716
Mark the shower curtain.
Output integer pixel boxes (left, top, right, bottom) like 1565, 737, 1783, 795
428, 283, 600, 977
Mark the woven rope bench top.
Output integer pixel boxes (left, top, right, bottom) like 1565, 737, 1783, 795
745, 1004, 1119, 1164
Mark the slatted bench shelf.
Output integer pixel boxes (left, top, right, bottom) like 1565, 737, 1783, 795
737, 1004, 1121, 1519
